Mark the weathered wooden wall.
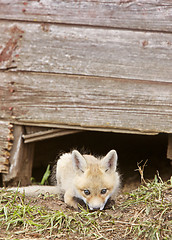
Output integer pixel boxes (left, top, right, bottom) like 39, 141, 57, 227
1, 72, 172, 133
0, 0, 172, 173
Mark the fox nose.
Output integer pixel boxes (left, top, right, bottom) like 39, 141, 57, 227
91, 207, 100, 211
93, 207, 100, 210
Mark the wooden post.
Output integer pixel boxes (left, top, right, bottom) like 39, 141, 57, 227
3, 125, 35, 187
167, 134, 172, 161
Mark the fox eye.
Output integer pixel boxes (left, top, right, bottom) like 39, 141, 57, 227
84, 189, 90, 195
101, 189, 107, 194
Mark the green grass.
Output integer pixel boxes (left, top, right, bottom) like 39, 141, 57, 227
31, 164, 51, 185
122, 175, 172, 207
120, 175, 172, 240
0, 189, 104, 239
0, 175, 171, 239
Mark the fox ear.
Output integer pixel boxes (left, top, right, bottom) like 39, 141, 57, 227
101, 150, 118, 172
72, 150, 87, 173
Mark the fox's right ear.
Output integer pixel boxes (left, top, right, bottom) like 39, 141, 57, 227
72, 150, 87, 173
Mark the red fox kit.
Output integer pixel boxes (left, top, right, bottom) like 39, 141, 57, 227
4, 150, 120, 210
56, 150, 120, 210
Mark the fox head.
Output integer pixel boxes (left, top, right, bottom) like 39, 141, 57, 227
72, 150, 120, 210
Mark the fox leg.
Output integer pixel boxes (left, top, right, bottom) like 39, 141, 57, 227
64, 190, 78, 209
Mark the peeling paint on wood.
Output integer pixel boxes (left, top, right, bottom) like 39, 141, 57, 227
0, 25, 24, 69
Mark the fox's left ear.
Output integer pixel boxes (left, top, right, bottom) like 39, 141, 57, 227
101, 150, 118, 172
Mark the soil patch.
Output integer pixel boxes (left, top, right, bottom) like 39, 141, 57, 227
0, 177, 171, 240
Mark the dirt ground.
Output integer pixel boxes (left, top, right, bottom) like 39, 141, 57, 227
1, 173, 172, 240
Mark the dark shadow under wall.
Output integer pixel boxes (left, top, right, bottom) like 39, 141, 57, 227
32, 131, 171, 186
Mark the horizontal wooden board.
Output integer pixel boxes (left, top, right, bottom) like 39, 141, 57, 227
0, 120, 10, 173
23, 128, 80, 143
1, 72, 172, 134
0, 21, 172, 82
0, 0, 172, 32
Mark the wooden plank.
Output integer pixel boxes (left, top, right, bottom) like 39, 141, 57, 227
0, 120, 11, 173
23, 129, 81, 143
0, 21, 172, 82
3, 125, 35, 186
167, 134, 172, 160
0, 119, 11, 173
0, 0, 171, 32
17, 123, 159, 135
1, 72, 172, 134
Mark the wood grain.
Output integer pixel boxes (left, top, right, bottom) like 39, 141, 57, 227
167, 135, 172, 160
3, 125, 34, 186
1, 72, 172, 134
0, 121, 10, 173
0, 0, 171, 32
0, 21, 172, 82
23, 128, 80, 143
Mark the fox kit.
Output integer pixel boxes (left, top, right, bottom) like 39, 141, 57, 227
4, 150, 120, 210
56, 150, 120, 210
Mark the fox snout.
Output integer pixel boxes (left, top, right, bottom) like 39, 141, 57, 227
85, 196, 109, 210
87, 204, 107, 211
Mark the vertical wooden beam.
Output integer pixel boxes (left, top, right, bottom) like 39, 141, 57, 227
167, 134, 172, 161
3, 125, 35, 186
